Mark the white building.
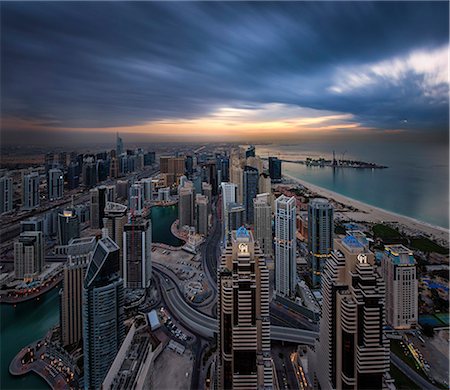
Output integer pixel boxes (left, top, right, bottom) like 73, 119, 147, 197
382, 245, 418, 329
221, 182, 237, 245
129, 183, 144, 214
274, 195, 296, 297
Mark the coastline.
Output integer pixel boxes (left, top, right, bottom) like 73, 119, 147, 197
283, 173, 449, 245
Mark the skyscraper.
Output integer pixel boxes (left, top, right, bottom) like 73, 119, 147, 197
129, 183, 144, 214
82, 157, 97, 188
179, 184, 195, 228
312, 235, 390, 389
253, 193, 273, 258
103, 201, 128, 275
116, 133, 123, 156
243, 166, 259, 224
195, 194, 209, 235
61, 237, 96, 347
22, 172, 40, 210
221, 182, 237, 244
14, 231, 44, 281
58, 209, 80, 245
382, 245, 418, 329
225, 203, 246, 242
67, 162, 80, 190
268, 157, 282, 183
245, 145, 256, 159
275, 195, 296, 297
48, 168, 64, 201
230, 164, 244, 204
123, 216, 152, 289
83, 236, 125, 389
0, 175, 13, 214
90, 185, 114, 229
308, 198, 334, 288
218, 227, 272, 389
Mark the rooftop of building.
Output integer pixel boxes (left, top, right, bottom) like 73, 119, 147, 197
384, 244, 415, 265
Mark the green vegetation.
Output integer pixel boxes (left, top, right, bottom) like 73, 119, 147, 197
410, 237, 449, 254
334, 224, 347, 235
390, 363, 421, 390
372, 224, 403, 241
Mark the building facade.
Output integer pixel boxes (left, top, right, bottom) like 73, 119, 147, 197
123, 217, 152, 289
83, 236, 125, 389
275, 195, 296, 297
382, 245, 418, 329
58, 209, 80, 246
218, 227, 273, 389
0, 176, 13, 214
312, 235, 390, 390
22, 172, 40, 210
253, 193, 273, 258
61, 237, 96, 347
48, 168, 64, 201
14, 231, 44, 280
243, 166, 259, 225
308, 198, 334, 288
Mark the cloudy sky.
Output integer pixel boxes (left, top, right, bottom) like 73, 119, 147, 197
1, 1, 448, 144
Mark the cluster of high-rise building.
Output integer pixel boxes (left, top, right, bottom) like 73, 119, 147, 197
6, 143, 423, 390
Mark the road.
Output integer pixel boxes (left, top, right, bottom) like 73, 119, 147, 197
154, 264, 318, 345
390, 352, 439, 390
202, 196, 221, 286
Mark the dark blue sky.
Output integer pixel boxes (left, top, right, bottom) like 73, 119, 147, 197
1, 1, 448, 143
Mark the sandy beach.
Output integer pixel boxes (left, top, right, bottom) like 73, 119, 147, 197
283, 173, 449, 246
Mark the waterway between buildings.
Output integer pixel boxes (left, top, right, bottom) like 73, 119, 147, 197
1, 205, 180, 390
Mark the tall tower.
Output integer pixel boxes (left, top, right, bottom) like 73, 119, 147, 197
128, 183, 144, 214
103, 202, 128, 276
243, 166, 259, 225
116, 132, 123, 156
22, 172, 40, 210
122, 216, 152, 289
382, 245, 418, 329
14, 231, 44, 281
253, 193, 273, 258
83, 236, 125, 389
218, 227, 273, 389
308, 198, 334, 288
195, 194, 209, 236
0, 175, 13, 214
57, 209, 80, 245
48, 168, 64, 201
275, 195, 296, 297
61, 237, 96, 347
221, 182, 237, 244
312, 235, 390, 389
178, 185, 195, 228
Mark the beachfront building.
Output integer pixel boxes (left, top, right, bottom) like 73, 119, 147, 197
308, 198, 334, 288
275, 195, 296, 297
311, 235, 390, 389
382, 245, 418, 329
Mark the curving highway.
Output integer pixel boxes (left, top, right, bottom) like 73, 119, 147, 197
155, 264, 318, 344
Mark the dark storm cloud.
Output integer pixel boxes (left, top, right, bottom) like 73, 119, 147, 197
1, 1, 448, 132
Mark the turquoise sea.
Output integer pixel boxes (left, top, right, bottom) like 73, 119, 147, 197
256, 140, 449, 229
